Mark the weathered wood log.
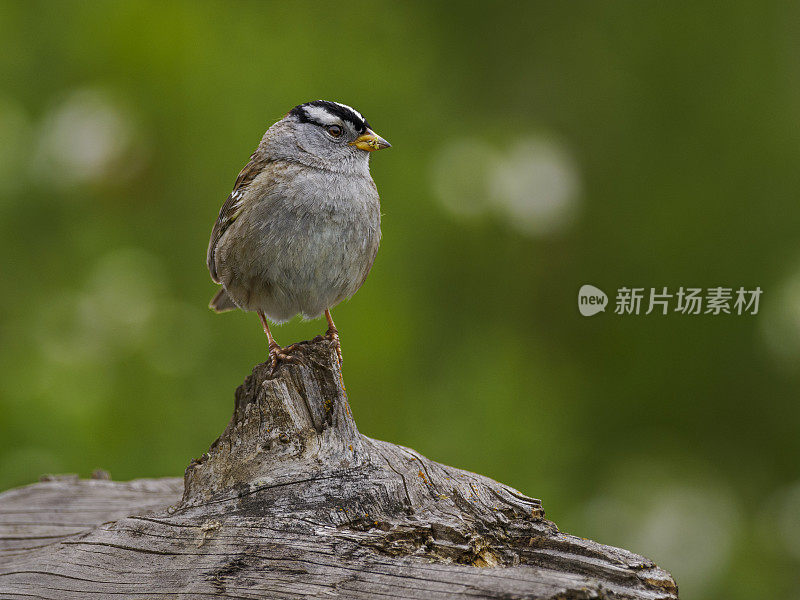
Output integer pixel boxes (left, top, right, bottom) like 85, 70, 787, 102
0, 338, 678, 599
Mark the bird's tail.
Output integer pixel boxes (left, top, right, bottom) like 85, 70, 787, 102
209, 288, 238, 313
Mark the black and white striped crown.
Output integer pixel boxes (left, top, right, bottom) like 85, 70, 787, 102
289, 100, 371, 134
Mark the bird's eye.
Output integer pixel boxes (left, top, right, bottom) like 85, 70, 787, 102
327, 125, 342, 138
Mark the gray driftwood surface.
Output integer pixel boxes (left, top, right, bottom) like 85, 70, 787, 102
0, 338, 678, 599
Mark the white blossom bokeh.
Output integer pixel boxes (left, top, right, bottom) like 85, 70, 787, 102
489, 136, 580, 236
431, 133, 581, 237
580, 464, 741, 599
32, 88, 146, 189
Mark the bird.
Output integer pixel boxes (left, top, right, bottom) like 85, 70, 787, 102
207, 100, 390, 369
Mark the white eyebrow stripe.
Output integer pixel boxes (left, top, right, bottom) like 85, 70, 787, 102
332, 101, 365, 124
303, 105, 340, 126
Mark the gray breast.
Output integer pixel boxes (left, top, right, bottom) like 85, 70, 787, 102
215, 164, 381, 322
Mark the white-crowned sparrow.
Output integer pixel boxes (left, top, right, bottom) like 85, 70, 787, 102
207, 100, 390, 367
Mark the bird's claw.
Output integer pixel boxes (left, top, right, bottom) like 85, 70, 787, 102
325, 328, 343, 364
268, 342, 299, 371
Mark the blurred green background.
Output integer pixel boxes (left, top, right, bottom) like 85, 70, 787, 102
1, 2, 799, 597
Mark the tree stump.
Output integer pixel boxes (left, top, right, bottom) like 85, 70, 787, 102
0, 338, 678, 599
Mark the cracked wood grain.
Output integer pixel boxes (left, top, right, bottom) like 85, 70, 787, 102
0, 338, 678, 599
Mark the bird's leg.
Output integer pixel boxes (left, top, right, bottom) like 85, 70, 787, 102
324, 309, 342, 364
258, 311, 296, 370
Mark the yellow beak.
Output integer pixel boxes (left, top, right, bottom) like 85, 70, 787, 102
349, 129, 391, 152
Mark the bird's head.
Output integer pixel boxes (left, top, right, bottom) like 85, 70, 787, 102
263, 100, 390, 173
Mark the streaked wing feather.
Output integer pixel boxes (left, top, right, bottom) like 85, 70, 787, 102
207, 154, 270, 282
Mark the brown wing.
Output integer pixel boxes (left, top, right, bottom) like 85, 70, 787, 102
207, 153, 270, 282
